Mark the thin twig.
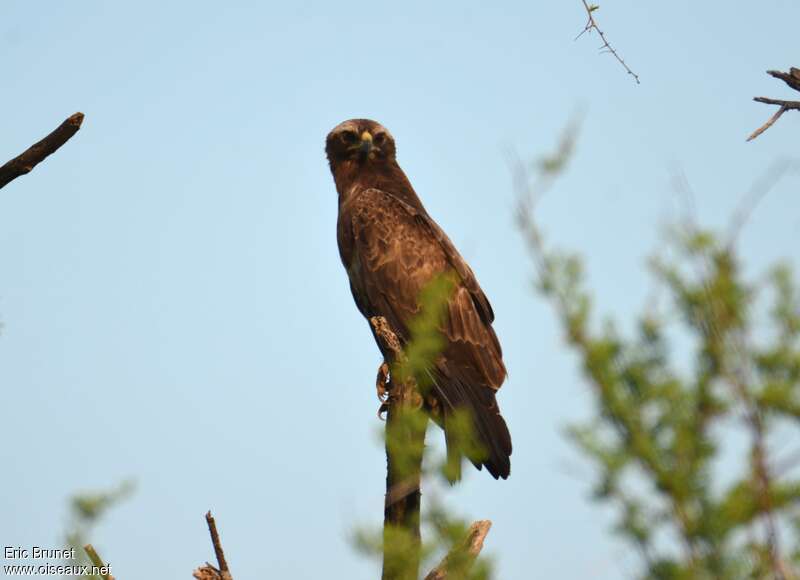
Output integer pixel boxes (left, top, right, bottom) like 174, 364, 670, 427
727, 160, 798, 244
424, 520, 492, 580
746, 106, 789, 142
83, 544, 114, 580
0, 112, 84, 189
514, 143, 704, 567
685, 230, 786, 578
206, 511, 231, 576
755, 97, 800, 108
672, 168, 795, 577
576, 1, 640, 84
767, 67, 800, 93
747, 68, 800, 141
193, 511, 233, 580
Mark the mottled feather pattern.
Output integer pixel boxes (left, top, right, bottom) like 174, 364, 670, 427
328, 119, 512, 479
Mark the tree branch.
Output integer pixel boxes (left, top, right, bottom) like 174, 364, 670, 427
424, 520, 492, 580
512, 137, 707, 567
767, 67, 800, 93
747, 68, 800, 141
193, 511, 233, 580
83, 544, 114, 580
0, 112, 84, 189
371, 315, 427, 580
576, 1, 640, 84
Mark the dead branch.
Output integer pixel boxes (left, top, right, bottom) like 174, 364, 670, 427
767, 67, 800, 92
193, 511, 233, 580
424, 520, 492, 580
0, 112, 84, 189
576, 1, 640, 84
83, 544, 114, 580
371, 315, 427, 580
747, 68, 800, 141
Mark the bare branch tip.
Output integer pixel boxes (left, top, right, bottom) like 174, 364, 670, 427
69, 112, 85, 127
423, 519, 493, 580
747, 67, 800, 140
0, 111, 86, 189
576, 0, 639, 84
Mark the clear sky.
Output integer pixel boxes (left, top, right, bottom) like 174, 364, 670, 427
1, 1, 798, 578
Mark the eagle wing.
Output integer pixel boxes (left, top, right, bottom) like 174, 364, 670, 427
338, 187, 511, 479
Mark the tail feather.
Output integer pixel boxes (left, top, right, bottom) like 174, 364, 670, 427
433, 365, 512, 481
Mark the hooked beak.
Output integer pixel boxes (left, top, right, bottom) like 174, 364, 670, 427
359, 131, 373, 155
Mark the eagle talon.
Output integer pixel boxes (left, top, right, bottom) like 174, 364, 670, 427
377, 401, 389, 420
376, 361, 392, 420
375, 361, 390, 402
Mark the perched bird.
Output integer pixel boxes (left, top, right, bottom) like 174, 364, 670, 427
326, 119, 511, 480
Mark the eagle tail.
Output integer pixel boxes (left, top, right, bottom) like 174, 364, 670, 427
435, 370, 512, 481
464, 388, 512, 480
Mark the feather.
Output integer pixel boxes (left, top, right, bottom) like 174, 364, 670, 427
329, 119, 512, 480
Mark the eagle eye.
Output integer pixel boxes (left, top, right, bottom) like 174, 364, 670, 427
340, 130, 358, 144
373, 132, 386, 145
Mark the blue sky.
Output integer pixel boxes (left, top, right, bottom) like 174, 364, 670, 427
1, 1, 798, 578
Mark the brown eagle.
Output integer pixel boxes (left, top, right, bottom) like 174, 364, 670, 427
326, 119, 511, 480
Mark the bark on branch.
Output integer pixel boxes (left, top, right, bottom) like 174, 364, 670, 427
747, 68, 800, 141
0, 112, 84, 189
370, 315, 427, 580
370, 316, 493, 579
424, 520, 492, 580
83, 544, 114, 580
193, 511, 233, 580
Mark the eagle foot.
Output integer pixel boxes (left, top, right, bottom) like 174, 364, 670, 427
376, 361, 390, 400
376, 361, 393, 419
377, 401, 389, 420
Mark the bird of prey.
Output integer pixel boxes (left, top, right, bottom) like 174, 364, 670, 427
326, 119, 511, 480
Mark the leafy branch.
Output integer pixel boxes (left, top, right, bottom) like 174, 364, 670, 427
513, 121, 800, 579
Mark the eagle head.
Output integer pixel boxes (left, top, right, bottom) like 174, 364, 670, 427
325, 119, 396, 168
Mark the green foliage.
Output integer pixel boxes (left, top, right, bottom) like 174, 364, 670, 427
354, 501, 492, 580
64, 480, 133, 580
426, 504, 492, 580
396, 271, 458, 393
389, 271, 488, 481
355, 523, 436, 580
356, 273, 495, 579
440, 408, 488, 483
517, 128, 800, 578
